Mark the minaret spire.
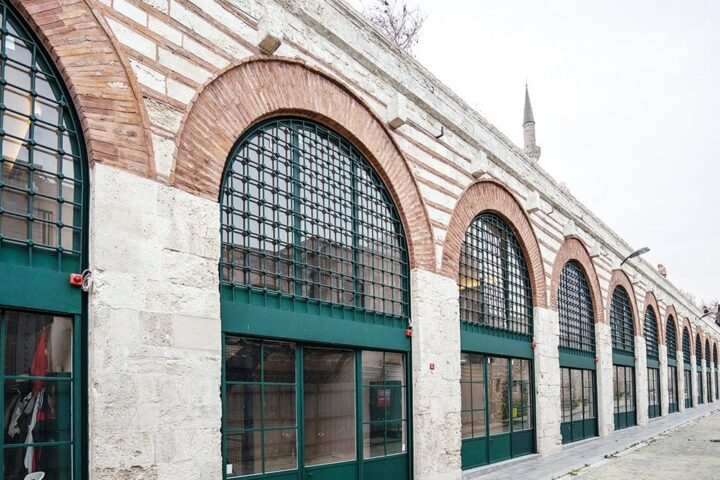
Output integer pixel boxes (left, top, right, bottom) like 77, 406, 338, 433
523, 83, 541, 161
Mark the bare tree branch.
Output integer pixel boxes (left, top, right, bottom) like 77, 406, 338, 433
364, 0, 426, 54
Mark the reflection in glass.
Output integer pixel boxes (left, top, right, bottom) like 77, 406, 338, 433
2, 311, 73, 479
488, 357, 509, 435
304, 348, 356, 466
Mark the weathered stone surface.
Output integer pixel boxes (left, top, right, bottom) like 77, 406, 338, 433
411, 269, 462, 480
534, 308, 562, 455
88, 164, 222, 479
596, 323, 614, 435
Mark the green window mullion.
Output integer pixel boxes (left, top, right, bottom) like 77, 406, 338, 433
290, 126, 303, 298
355, 349, 364, 476
296, 345, 304, 475
2, 440, 73, 449
0, 312, 5, 480
259, 341, 266, 474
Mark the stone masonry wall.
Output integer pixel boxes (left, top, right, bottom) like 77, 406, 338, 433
89, 164, 222, 479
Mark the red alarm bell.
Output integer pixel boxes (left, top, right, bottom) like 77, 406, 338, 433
69, 273, 84, 287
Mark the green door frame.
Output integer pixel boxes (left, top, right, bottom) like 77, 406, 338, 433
558, 348, 597, 444
667, 360, 679, 414
221, 334, 412, 480
460, 346, 536, 470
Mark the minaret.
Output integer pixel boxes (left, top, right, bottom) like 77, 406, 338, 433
523, 83, 541, 161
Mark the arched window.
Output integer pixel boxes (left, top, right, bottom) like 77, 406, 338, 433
558, 260, 595, 352
0, 3, 87, 479
610, 286, 634, 353
220, 117, 408, 320
682, 327, 691, 363
666, 316, 677, 359
0, 4, 84, 265
644, 306, 659, 359
459, 212, 533, 335
706, 339, 711, 362
696, 334, 702, 366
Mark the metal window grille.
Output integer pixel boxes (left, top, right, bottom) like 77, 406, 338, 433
643, 306, 659, 359
220, 118, 409, 319
610, 286, 634, 353
682, 327, 691, 364
705, 340, 710, 365
666, 316, 677, 359
695, 335, 702, 366
0, 2, 84, 262
558, 261, 595, 352
714, 345, 718, 367
458, 213, 533, 336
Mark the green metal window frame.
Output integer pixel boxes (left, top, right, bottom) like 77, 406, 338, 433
647, 367, 660, 419
220, 117, 409, 333
0, 2, 87, 478
643, 307, 659, 360
714, 345, 719, 401
682, 327, 691, 367
667, 365, 678, 414
696, 369, 704, 405
459, 213, 533, 338
558, 261, 595, 353
684, 368, 692, 409
610, 287, 634, 355
560, 367, 597, 444
460, 354, 534, 470
666, 316, 677, 361
222, 334, 410, 480
613, 364, 636, 430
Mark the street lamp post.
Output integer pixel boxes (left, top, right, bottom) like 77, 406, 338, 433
620, 246, 650, 266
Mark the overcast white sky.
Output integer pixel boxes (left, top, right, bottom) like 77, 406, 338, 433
349, 0, 720, 304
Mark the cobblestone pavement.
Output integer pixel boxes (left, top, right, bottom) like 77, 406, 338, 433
580, 409, 720, 479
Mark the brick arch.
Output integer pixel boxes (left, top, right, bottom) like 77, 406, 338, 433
642, 292, 663, 344
549, 236, 603, 323
11, 0, 154, 176
439, 180, 547, 307
172, 57, 434, 271
606, 269, 640, 333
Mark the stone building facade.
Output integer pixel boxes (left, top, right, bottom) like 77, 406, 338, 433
0, 0, 718, 479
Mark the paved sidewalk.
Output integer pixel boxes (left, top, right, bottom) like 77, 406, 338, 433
463, 402, 720, 479
580, 408, 720, 479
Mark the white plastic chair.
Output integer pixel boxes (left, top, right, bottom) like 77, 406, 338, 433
24, 473, 45, 480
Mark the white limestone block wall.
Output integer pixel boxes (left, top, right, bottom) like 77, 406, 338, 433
634, 337, 649, 426
658, 344, 669, 416
533, 308, 562, 454
595, 323, 614, 435
88, 164, 222, 480
410, 269, 462, 480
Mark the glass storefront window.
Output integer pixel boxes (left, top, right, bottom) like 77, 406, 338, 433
668, 366, 678, 413
225, 337, 298, 477
362, 350, 407, 458
2, 310, 74, 479
561, 367, 596, 425
684, 369, 692, 408
461, 354, 533, 439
